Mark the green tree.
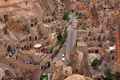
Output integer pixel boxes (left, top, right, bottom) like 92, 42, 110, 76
40, 75, 48, 80
91, 58, 101, 69
104, 69, 116, 80
63, 12, 70, 21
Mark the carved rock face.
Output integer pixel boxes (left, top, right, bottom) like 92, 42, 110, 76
6, 18, 25, 33
63, 66, 72, 77
0, 0, 57, 18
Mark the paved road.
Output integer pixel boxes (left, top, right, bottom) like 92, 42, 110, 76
66, 20, 77, 52
55, 19, 78, 63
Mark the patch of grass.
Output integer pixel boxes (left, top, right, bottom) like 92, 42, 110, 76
48, 47, 54, 53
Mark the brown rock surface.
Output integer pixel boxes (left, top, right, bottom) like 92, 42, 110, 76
64, 74, 93, 80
